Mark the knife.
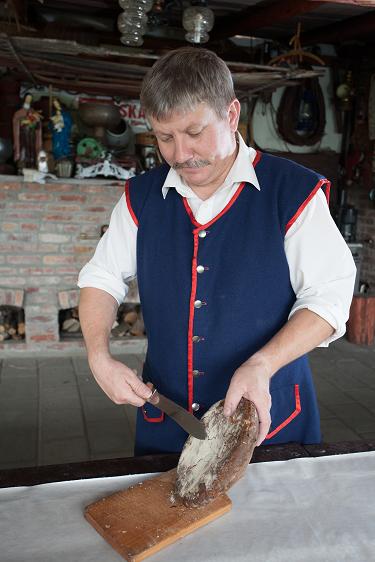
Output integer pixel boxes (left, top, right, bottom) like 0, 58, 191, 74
147, 388, 207, 440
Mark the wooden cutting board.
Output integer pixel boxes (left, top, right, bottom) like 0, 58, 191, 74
85, 468, 232, 562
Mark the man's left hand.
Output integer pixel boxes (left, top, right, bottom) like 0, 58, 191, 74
223, 356, 272, 446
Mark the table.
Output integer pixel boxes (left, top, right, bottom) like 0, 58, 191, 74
1, 442, 375, 562
1, 441, 374, 488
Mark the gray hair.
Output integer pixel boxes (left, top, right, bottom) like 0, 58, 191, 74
140, 47, 235, 121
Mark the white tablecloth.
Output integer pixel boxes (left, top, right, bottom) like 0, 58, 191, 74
1, 451, 375, 562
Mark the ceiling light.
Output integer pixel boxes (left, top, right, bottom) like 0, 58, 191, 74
117, 0, 153, 47
183, 1, 215, 44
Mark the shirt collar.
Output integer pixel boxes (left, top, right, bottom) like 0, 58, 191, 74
161, 132, 260, 199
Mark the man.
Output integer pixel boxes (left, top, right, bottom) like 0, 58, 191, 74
78, 47, 356, 456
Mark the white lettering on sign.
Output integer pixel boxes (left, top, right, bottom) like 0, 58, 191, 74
117, 100, 150, 133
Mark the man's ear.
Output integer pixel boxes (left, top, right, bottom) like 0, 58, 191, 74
228, 98, 241, 133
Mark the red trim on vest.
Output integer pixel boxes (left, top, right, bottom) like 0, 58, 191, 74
285, 178, 330, 234
183, 151, 262, 412
183, 197, 196, 224
182, 150, 262, 229
125, 180, 139, 227
183, 181, 247, 230
324, 180, 331, 205
253, 150, 262, 168
265, 384, 301, 440
186, 232, 199, 412
142, 405, 165, 423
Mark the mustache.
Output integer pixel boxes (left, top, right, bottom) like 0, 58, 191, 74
173, 159, 211, 170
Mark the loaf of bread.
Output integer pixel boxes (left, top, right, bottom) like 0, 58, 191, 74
175, 398, 259, 507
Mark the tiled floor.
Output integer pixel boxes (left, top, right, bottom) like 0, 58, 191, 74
0, 338, 374, 469
308, 339, 375, 442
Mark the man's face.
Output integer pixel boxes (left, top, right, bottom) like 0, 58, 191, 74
149, 100, 240, 189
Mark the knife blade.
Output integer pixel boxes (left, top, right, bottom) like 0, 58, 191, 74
147, 388, 207, 440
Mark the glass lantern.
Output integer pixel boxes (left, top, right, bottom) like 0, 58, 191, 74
183, 5, 215, 44
117, 0, 153, 47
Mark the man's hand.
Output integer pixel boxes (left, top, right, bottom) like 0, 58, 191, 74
224, 356, 272, 446
89, 353, 152, 407
79, 288, 153, 408
223, 310, 335, 446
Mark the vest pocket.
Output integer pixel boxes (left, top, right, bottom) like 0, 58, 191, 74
142, 402, 165, 423
265, 383, 301, 440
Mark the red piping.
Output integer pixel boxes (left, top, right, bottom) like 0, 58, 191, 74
183, 181, 247, 229
142, 405, 164, 423
183, 181, 248, 412
184, 150, 263, 412
252, 149, 262, 168
265, 384, 301, 440
186, 233, 199, 412
182, 150, 262, 228
324, 180, 331, 205
285, 178, 331, 234
125, 180, 139, 227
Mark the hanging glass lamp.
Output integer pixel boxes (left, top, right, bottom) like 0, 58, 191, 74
183, 1, 215, 44
117, 0, 153, 47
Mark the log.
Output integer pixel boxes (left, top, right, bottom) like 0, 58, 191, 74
62, 318, 81, 333
123, 310, 138, 325
111, 321, 131, 337
130, 316, 145, 336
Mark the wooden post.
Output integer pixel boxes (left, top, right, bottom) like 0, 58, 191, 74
346, 295, 375, 345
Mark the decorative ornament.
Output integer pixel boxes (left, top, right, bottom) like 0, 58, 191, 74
13, 94, 43, 170
49, 98, 73, 161
37, 150, 49, 173
75, 153, 136, 180
77, 137, 105, 160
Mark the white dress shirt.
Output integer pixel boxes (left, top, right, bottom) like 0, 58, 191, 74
78, 134, 356, 347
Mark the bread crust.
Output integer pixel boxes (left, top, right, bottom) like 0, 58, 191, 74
175, 398, 259, 507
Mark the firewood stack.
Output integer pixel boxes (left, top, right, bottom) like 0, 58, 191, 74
111, 304, 145, 338
59, 304, 145, 339
0, 307, 25, 341
61, 306, 81, 334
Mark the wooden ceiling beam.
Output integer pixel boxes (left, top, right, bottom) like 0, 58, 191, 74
302, 8, 375, 43
211, 0, 326, 40
7, 0, 28, 31
308, 0, 375, 6
29, 0, 114, 10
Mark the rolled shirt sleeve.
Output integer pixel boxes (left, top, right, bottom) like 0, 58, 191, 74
77, 195, 137, 305
285, 189, 357, 347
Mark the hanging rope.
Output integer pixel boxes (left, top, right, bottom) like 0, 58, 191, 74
268, 23, 326, 146
268, 23, 325, 68
276, 74, 326, 146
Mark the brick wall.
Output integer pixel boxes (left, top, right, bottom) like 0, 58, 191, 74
0, 177, 142, 353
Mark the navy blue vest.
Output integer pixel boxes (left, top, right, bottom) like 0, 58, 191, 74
126, 152, 329, 455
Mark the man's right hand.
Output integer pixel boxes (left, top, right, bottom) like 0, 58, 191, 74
88, 354, 153, 407
79, 288, 152, 407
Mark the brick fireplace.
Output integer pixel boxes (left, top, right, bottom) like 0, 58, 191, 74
0, 177, 142, 354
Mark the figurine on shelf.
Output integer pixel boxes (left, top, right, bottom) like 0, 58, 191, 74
12, 93, 43, 171
49, 98, 73, 161
37, 150, 49, 173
